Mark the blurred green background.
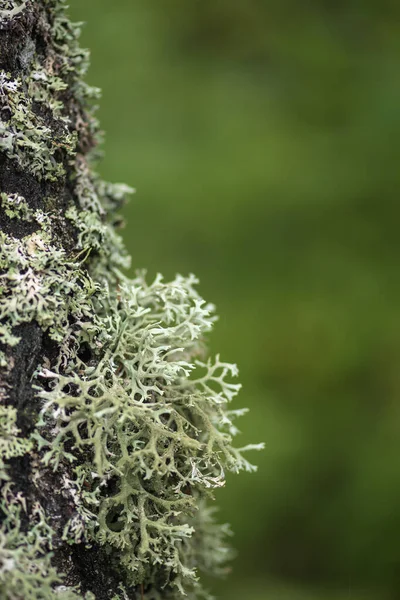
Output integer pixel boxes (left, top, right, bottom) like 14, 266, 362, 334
69, 2, 400, 599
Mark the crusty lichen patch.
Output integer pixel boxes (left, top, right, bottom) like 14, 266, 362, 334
0, 71, 76, 181
0, 1, 263, 599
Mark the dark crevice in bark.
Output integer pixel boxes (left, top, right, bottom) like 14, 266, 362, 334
4, 322, 44, 433
0, 9, 37, 74
53, 543, 138, 600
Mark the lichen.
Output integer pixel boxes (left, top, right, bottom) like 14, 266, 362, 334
0, 225, 97, 348
0, 0, 29, 21
0, 71, 76, 181
0, 484, 93, 599
0, 404, 86, 598
0, 0, 263, 598
36, 271, 262, 597
0, 406, 32, 479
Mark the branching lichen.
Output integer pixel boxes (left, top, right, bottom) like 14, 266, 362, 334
0, 224, 97, 348
37, 272, 261, 596
0, 0, 263, 598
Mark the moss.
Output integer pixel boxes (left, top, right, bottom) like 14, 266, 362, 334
0, 1, 263, 598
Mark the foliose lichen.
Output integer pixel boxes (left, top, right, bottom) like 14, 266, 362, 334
0, 1, 263, 598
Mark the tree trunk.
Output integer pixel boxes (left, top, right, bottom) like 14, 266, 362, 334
0, 1, 138, 598
0, 2, 261, 599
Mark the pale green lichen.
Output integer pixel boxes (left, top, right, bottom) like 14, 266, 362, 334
0, 0, 263, 598
0, 401, 80, 598
0, 0, 29, 21
0, 226, 97, 347
0, 71, 77, 182
0, 484, 94, 599
37, 272, 262, 596
0, 406, 32, 480
28, 61, 69, 117
0, 192, 35, 221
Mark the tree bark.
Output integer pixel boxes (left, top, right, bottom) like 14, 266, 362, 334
0, 1, 137, 598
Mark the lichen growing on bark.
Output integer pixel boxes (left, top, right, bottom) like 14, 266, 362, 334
0, 1, 263, 598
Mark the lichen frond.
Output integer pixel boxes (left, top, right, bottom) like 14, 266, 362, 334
36, 271, 261, 595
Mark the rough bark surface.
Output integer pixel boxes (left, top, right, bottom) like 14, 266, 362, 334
0, 1, 137, 598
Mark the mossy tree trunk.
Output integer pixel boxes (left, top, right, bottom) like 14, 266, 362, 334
0, 2, 260, 599
0, 1, 137, 597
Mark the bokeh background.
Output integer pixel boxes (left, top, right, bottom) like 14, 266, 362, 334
69, 2, 400, 599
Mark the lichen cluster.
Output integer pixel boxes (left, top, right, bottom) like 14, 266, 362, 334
0, 481, 90, 600
0, 194, 96, 365
0, 1, 262, 598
